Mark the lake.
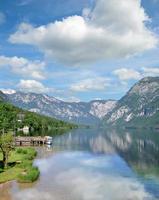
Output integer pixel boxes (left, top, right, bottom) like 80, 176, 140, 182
1, 128, 159, 200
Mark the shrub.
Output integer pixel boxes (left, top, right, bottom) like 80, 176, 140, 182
16, 148, 23, 154
22, 149, 27, 154
18, 166, 40, 183
16, 148, 28, 154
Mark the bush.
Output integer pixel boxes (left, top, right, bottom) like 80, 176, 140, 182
16, 148, 23, 154
16, 148, 27, 154
18, 166, 40, 183
16, 147, 36, 156
22, 149, 27, 154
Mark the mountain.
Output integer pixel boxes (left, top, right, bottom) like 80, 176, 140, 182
5, 92, 117, 125
3, 77, 159, 127
104, 77, 159, 128
0, 91, 8, 102
0, 91, 76, 134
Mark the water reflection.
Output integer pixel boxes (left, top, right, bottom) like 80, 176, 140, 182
53, 128, 159, 178
1, 128, 159, 200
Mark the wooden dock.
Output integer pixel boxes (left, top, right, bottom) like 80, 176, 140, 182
15, 136, 47, 146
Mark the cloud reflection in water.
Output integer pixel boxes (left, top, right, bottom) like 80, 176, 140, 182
12, 151, 156, 200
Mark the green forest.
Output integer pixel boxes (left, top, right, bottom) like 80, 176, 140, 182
0, 100, 77, 135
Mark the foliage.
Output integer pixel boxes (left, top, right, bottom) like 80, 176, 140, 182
0, 147, 39, 183
18, 166, 40, 183
0, 133, 14, 168
0, 101, 77, 135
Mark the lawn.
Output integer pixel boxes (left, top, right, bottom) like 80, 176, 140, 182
0, 147, 40, 183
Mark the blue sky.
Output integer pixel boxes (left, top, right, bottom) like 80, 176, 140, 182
0, 0, 159, 102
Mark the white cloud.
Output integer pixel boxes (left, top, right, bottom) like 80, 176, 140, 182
142, 67, 159, 77
0, 12, 5, 25
0, 55, 46, 80
0, 89, 16, 95
113, 68, 142, 81
9, 0, 157, 66
17, 80, 51, 93
70, 77, 109, 92
113, 67, 159, 82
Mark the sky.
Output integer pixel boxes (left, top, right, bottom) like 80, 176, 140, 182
0, 0, 159, 102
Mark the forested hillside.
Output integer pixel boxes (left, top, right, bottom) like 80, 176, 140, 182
0, 92, 77, 134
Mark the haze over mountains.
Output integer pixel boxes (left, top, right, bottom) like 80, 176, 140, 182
1, 77, 159, 127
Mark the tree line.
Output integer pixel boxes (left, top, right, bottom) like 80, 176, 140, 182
0, 101, 77, 134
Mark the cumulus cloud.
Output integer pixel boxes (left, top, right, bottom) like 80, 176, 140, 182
0, 12, 6, 25
113, 67, 159, 82
113, 68, 142, 81
9, 0, 157, 65
17, 79, 51, 93
70, 77, 109, 92
142, 67, 159, 77
0, 55, 46, 80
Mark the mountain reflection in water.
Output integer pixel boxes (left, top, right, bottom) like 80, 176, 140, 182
1, 128, 159, 200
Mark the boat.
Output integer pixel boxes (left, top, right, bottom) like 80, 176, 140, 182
45, 136, 53, 145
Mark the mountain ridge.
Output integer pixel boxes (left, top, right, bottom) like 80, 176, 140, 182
3, 76, 159, 127
103, 77, 159, 127
4, 91, 117, 125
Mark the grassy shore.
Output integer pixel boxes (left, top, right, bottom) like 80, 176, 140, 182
0, 147, 40, 184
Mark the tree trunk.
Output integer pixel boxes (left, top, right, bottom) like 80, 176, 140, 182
2, 152, 8, 168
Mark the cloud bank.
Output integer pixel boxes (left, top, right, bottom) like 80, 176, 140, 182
70, 77, 109, 92
113, 67, 159, 81
17, 79, 51, 93
113, 68, 142, 81
0, 56, 46, 80
9, 0, 157, 65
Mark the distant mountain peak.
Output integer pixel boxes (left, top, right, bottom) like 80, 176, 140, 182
6, 91, 117, 125
104, 76, 159, 127
128, 76, 159, 96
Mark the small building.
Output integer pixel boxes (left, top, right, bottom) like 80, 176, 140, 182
18, 126, 30, 134
23, 126, 29, 134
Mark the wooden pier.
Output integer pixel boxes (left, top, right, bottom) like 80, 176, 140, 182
15, 136, 47, 146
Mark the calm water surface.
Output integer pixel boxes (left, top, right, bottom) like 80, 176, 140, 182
1, 128, 159, 200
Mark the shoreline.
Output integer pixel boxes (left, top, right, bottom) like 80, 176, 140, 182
0, 147, 40, 184
0, 180, 13, 187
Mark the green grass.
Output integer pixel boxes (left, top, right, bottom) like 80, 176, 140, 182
18, 166, 40, 183
0, 147, 40, 183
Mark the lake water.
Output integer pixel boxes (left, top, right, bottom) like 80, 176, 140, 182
1, 128, 159, 200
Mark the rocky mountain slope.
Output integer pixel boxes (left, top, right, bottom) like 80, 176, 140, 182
0, 91, 8, 101
5, 92, 116, 125
104, 77, 159, 127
